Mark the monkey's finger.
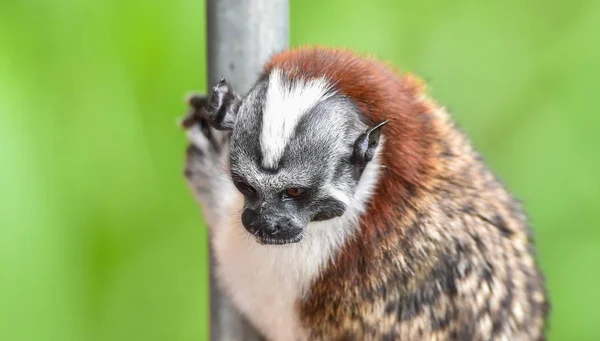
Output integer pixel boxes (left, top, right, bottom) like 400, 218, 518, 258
180, 93, 209, 129
205, 78, 242, 131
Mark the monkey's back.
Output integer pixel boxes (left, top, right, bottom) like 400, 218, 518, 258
299, 107, 549, 340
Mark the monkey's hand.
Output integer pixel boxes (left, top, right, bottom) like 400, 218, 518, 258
182, 87, 237, 228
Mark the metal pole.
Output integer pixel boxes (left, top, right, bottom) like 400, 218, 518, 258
206, 1, 289, 340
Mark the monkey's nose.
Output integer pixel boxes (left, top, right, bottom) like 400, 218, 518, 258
241, 209, 287, 236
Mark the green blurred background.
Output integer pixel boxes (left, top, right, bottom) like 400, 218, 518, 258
1, 0, 599, 340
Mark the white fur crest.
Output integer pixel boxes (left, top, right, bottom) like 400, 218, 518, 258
260, 69, 333, 169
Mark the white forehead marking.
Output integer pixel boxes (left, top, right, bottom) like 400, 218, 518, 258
260, 68, 333, 169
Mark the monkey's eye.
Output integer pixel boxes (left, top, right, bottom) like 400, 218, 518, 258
284, 188, 306, 200
235, 181, 256, 197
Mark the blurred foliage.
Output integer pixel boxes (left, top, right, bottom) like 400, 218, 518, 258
1, 0, 599, 340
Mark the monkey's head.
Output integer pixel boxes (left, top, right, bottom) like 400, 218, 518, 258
205, 69, 386, 245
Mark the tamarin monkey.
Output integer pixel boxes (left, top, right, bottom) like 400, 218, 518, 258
181, 47, 549, 341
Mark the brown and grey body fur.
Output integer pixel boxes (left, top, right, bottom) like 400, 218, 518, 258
301, 106, 548, 340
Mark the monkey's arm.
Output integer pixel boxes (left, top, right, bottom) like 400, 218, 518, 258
182, 80, 241, 228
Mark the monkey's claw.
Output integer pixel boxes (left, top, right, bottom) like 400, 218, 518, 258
182, 78, 242, 132
204, 78, 242, 131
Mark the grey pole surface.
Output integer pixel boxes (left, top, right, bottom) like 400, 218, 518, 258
206, 1, 289, 340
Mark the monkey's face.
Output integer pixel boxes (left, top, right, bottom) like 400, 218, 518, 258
227, 73, 370, 245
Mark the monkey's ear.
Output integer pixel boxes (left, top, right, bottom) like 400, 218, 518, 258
205, 78, 242, 131
351, 120, 388, 169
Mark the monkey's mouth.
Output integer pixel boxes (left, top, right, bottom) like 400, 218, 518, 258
257, 234, 304, 245
248, 229, 304, 245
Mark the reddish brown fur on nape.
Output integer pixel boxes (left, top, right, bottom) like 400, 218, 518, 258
265, 47, 439, 225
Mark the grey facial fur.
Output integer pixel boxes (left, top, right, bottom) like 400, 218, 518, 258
228, 75, 368, 245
